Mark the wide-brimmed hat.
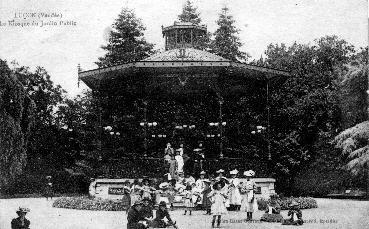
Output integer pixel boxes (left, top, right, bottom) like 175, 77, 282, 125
159, 182, 169, 189
200, 171, 206, 175
230, 169, 238, 175
132, 200, 143, 206
289, 201, 299, 207
159, 201, 167, 207
46, 176, 52, 179
142, 178, 150, 184
142, 197, 151, 202
270, 193, 279, 199
203, 179, 211, 183
216, 169, 225, 173
244, 170, 255, 177
124, 180, 131, 184
213, 181, 225, 189
16, 207, 30, 214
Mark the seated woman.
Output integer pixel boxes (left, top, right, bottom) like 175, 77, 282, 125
140, 197, 154, 220
281, 201, 304, 225
127, 201, 146, 229
141, 178, 156, 201
150, 201, 178, 228
130, 179, 143, 206
11, 207, 30, 229
260, 194, 283, 222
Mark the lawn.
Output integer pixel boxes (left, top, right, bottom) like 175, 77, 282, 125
0, 198, 367, 229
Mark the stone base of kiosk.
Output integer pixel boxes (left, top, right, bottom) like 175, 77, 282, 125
89, 178, 276, 202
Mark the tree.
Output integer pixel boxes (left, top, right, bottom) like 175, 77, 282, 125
333, 53, 368, 196
210, 6, 249, 62
96, 8, 154, 68
0, 59, 35, 191
178, 0, 202, 25
335, 121, 369, 175
338, 49, 368, 128
12, 63, 67, 172
255, 36, 359, 195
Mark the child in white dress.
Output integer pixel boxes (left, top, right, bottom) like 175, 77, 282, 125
208, 181, 228, 228
183, 184, 194, 215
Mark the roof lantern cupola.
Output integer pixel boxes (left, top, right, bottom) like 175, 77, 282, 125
162, 21, 207, 51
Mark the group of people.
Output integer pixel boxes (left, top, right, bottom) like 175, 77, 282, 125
163, 142, 205, 179
127, 199, 178, 229
121, 168, 261, 228
123, 167, 304, 228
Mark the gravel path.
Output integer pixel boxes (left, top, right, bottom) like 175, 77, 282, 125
0, 198, 368, 229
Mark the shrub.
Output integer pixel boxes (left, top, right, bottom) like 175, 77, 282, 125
257, 197, 318, 211
52, 196, 129, 211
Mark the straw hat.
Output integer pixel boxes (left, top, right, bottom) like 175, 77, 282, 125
216, 169, 225, 173
132, 200, 143, 206
230, 169, 238, 175
244, 170, 255, 177
142, 178, 150, 184
159, 182, 169, 189
200, 171, 206, 175
142, 197, 151, 202
289, 200, 299, 207
16, 207, 30, 215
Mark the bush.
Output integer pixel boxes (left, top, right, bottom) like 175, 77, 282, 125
1, 170, 90, 196
53, 196, 129, 211
257, 197, 318, 211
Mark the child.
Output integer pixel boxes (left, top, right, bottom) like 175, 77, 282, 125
228, 169, 242, 211
240, 170, 257, 221
122, 180, 132, 212
151, 201, 178, 229
167, 179, 177, 210
208, 181, 228, 228
282, 201, 304, 225
183, 183, 194, 215
140, 197, 153, 220
130, 179, 143, 206
202, 179, 212, 215
45, 176, 53, 200
260, 194, 283, 222
141, 178, 156, 201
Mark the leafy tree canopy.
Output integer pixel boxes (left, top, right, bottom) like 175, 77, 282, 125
210, 6, 249, 62
96, 8, 154, 68
178, 0, 202, 25
0, 59, 35, 190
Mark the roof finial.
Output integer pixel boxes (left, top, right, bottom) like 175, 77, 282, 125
77, 63, 81, 88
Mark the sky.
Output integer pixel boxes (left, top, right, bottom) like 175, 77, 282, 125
0, 0, 367, 97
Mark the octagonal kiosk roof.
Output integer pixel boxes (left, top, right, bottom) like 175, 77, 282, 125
79, 22, 290, 93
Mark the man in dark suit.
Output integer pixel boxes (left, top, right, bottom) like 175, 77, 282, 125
127, 201, 146, 229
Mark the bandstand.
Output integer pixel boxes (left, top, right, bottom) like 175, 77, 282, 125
79, 21, 289, 178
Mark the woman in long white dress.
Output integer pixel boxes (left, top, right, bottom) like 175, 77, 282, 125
175, 150, 184, 173
215, 169, 230, 209
130, 179, 143, 206
228, 169, 242, 211
240, 170, 257, 220
208, 181, 228, 228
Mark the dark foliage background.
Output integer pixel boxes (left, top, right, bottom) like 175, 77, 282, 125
0, 2, 367, 197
